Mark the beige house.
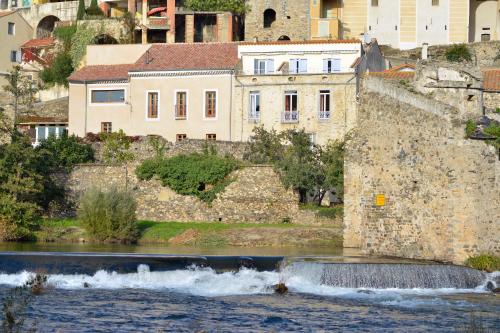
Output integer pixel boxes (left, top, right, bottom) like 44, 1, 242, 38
0, 10, 33, 86
68, 43, 239, 142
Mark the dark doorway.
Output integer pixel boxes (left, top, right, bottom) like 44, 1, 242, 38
36, 15, 60, 39
175, 14, 186, 43
263, 9, 276, 28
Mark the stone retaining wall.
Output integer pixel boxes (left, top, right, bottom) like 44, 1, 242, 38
64, 164, 332, 225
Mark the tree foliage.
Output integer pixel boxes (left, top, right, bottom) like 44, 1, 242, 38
53, 25, 77, 52
101, 129, 135, 165
136, 151, 240, 203
86, 0, 104, 17
77, 0, 86, 20
184, 0, 249, 15
78, 187, 138, 243
121, 11, 137, 44
70, 23, 99, 68
39, 52, 74, 87
35, 133, 94, 172
244, 127, 345, 204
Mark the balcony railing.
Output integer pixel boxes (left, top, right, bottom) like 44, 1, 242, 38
282, 111, 299, 123
318, 110, 330, 120
175, 104, 187, 119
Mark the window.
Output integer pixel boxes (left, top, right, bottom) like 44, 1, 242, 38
263, 9, 276, 28
290, 59, 307, 74
91, 89, 125, 103
101, 122, 112, 133
283, 91, 298, 123
175, 91, 187, 119
432, 0, 439, 6
36, 126, 46, 142
206, 133, 217, 141
323, 58, 341, 73
7, 22, 14, 35
176, 134, 187, 142
10, 50, 19, 63
205, 91, 217, 118
147, 91, 159, 119
371, 0, 378, 6
254, 59, 274, 74
319, 90, 331, 120
35, 125, 67, 144
249, 91, 260, 120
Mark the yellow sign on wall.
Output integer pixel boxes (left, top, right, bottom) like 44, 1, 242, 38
375, 194, 386, 207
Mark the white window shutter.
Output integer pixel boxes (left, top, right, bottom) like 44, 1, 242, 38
289, 59, 297, 73
299, 59, 307, 73
323, 59, 329, 73
266, 59, 274, 74
16, 50, 21, 63
254, 59, 259, 74
333, 58, 341, 72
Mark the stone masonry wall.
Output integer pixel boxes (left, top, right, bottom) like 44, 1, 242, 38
244, 0, 310, 41
344, 77, 499, 264
64, 164, 330, 225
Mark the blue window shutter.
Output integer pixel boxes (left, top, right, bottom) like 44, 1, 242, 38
290, 59, 297, 73
254, 59, 259, 74
266, 59, 274, 74
299, 59, 307, 73
333, 58, 341, 72
323, 59, 330, 73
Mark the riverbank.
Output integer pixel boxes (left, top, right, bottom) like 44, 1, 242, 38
33, 219, 343, 248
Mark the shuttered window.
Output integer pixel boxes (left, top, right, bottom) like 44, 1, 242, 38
148, 92, 159, 119
323, 58, 341, 73
205, 91, 217, 118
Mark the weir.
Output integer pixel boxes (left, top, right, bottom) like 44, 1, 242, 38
0, 252, 496, 291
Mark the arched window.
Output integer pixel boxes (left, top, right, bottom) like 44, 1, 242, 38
263, 9, 276, 28
278, 35, 290, 41
36, 15, 60, 39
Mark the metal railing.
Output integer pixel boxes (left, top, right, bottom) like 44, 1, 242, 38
318, 110, 331, 120
282, 111, 299, 123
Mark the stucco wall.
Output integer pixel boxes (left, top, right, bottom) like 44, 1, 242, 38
344, 77, 500, 264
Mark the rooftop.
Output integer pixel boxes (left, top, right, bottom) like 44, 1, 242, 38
68, 64, 133, 83
483, 69, 500, 92
239, 39, 361, 46
21, 37, 55, 48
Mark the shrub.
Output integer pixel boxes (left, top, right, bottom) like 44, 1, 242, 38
40, 52, 74, 87
445, 44, 472, 62
0, 194, 40, 241
137, 152, 240, 203
36, 133, 94, 171
244, 126, 284, 164
100, 129, 135, 165
465, 120, 477, 138
78, 187, 138, 243
86, 0, 104, 17
53, 25, 77, 52
465, 254, 500, 272
184, 0, 249, 15
494, 108, 500, 114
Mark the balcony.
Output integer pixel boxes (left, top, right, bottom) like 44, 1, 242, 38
175, 104, 187, 120
318, 110, 330, 120
282, 111, 299, 123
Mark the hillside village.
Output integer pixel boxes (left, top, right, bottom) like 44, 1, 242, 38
0, 0, 499, 264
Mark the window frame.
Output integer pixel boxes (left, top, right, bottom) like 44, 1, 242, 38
319, 89, 331, 120
176, 134, 187, 142
90, 89, 126, 105
289, 59, 308, 74
10, 50, 18, 63
283, 90, 299, 123
174, 89, 188, 120
249, 91, 261, 121
203, 89, 218, 120
323, 58, 341, 73
7, 22, 15, 35
101, 122, 112, 133
88, 85, 127, 106
145, 90, 160, 121
206, 133, 217, 141
35, 125, 67, 145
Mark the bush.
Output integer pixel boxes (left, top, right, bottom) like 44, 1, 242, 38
78, 187, 138, 243
36, 133, 94, 171
86, 0, 104, 17
0, 194, 40, 241
100, 130, 135, 165
136, 152, 240, 203
53, 25, 77, 52
445, 44, 472, 62
465, 254, 500, 272
465, 120, 477, 138
40, 52, 74, 87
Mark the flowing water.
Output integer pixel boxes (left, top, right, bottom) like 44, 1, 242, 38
0, 252, 498, 332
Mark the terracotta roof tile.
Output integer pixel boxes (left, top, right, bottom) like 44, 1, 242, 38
131, 43, 239, 72
239, 39, 361, 45
0, 11, 14, 18
18, 116, 68, 124
483, 69, 500, 92
387, 63, 416, 72
369, 71, 415, 80
68, 64, 133, 83
21, 37, 55, 48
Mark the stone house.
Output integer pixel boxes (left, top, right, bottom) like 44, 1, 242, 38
67, 40, 368, 144
233, 39, 361, 145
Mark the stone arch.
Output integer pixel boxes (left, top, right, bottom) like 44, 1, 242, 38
263, 8, 276, 28
36, 15, 60, 39
278, 35, 290, 41
469, 0, 498, 42
92, 34, 119, 45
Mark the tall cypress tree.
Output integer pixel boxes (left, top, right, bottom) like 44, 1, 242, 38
76, 0, 85, 20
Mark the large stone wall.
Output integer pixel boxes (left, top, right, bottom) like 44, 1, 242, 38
344, 77, 500, 264
244, 0, 310, 41
64, 164, 330, 225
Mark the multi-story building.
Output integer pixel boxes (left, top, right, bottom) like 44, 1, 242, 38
0, 10, 33, 85
68, 40, 366, 144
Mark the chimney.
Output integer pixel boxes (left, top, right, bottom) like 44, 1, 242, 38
145, 50, 150, 64
422, 43, 428, 60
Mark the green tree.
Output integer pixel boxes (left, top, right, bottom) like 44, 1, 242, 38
319, 140, 345, 203
121, 11, 137, 44
70, 23, 99, 68
53, 25, 77, 53
2, 66, 38, 131
77, 0, 86, 20
244, 126, 283, 164
39, 52, 74, 87
184, 0, 249, 15
35, 133, 94, 172
86, 0, 104, 17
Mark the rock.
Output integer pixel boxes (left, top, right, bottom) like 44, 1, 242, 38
486, 281, 495, 291
492, 288, 500, 293
357, 289, 375, 294
83, 282, 90, 288
274, 283, 288, 295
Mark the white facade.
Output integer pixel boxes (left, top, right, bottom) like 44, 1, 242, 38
238, 42, 361, 76
417, 0, 450, 47
367, 0, 400, 48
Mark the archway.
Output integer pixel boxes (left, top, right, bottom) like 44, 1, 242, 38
93, 34, 119, 45
36, 15, 60, 39
278, 35, 291, 41
263, 9, 276, 28
468, 0, 498, 42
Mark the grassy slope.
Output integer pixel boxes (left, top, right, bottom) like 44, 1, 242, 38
35, 219, 342, 247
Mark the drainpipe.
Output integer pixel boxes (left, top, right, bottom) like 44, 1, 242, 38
229, 70, 234, 141
234, 75, 245, 141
